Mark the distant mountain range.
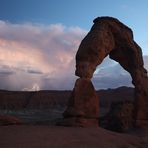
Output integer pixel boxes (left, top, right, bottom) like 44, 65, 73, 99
0, 86, 134, 110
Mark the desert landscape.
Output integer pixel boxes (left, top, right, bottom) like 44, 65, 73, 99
0, 86, 134, 125
1, 16, 148, 147
1, 125, 148, 148
0, 1, 148, 147
0, 87, 148, 148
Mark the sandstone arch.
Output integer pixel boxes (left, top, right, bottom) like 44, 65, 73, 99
63, 17, 148, 127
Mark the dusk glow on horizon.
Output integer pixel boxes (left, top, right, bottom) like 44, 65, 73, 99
0, 0, 148, 90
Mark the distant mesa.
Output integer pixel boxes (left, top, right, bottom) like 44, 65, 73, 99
62, 16, 148, 128
0, 87, 133, 111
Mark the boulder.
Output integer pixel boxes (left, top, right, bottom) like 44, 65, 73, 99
100, 101, 134, 132
0, 115, 23, 126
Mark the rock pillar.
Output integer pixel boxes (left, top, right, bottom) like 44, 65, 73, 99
62, 78, 99, 127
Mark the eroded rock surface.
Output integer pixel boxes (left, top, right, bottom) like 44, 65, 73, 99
63, 78, 99, 127
100, 101, 134, 132
75, 16, 148, 127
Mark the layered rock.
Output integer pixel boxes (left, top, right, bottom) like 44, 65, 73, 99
62, 78, 99, 127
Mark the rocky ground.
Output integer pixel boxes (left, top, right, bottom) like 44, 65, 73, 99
0, 107, 148, 148
0, 125, 148, 148
1, 87, 146, 148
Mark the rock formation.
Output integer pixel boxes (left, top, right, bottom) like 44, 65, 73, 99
0, 115, 22, 126
100, 101, 134, 132
63, 16, 148, 127
63, 78, 99, 127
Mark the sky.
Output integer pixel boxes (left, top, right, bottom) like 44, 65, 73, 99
0, 0, 148, 91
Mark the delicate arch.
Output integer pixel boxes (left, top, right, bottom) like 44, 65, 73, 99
75, 17, 148, 125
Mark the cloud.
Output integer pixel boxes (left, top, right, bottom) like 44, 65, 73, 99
0, 21, 87, 90
22, 83, 40, 91
0, 20, 147, 91
92, 56, 148, 90
0, 64, 14, 75
27, 69, 43, 75
92, 57, 133, 89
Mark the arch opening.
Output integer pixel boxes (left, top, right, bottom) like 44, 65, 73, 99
92, 56, 133, 90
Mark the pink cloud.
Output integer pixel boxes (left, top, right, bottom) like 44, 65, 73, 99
0, 20, 147, 90
0, 21, 87, 90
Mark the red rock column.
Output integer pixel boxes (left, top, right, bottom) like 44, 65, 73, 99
62, 78, 99, 127
132, 70, 148, 127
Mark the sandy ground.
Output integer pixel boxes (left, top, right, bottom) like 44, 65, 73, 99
0, 125, 148, 148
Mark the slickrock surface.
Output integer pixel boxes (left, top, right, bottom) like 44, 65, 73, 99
0, 125, 148, 148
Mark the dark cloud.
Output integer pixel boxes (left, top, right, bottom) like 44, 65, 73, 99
0, 71, 14, 75
0, 64, 14, 75
27, 69, 43, 75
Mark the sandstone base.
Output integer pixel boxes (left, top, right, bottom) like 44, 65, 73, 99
62, 78, 99, 127
59, 117, 99, 127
